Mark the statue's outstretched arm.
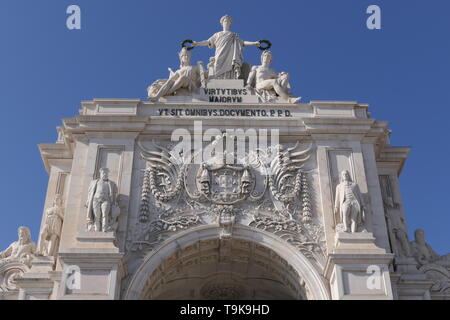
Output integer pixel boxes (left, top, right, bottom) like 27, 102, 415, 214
243, 41, 260, 46
192, 40, 209, 47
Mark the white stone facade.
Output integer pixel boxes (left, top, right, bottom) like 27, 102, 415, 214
1, 95, 448, 300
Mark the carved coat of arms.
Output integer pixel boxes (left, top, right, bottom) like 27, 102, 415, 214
127, 134, 325, 267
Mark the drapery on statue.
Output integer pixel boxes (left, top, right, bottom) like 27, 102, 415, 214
411, 229, 438, 264
38, 195, 64, 257
0, 227, 36, 268
191, 15, 260, 79
386, 207, 412, 258
246, 50, 301, 103
334, 170, 365, 233
86, 167, 120, 232
148, 47, 203, 101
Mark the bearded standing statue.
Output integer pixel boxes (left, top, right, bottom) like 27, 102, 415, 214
86, 168, 120, 232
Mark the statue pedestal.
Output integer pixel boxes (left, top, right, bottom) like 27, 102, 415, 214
206, 79, 244, 88
29, 256, 55, 273
16, 256, 56, 300
55, 232, 123, 299
56, 248, 124, 300
333, 232, 387, 254
46, 232, 124, 299
324, 232, 394, 300
161, 79, 260, 103
389, 257, 432, 300
394, 257, 422, 274
77, 231, 118, 250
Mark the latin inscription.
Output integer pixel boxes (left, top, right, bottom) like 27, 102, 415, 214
204, 88, 248, 103
157, 108, 292, 117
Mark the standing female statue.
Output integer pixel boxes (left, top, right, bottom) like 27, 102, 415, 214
192, 15, 260, 79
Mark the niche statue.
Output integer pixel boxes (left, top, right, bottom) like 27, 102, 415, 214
334, 170, 366, 233
86, 168, 120, 232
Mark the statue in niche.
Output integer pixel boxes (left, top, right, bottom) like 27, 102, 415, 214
388, 210, 412, 258
85, 167, 120, 232
379, 175, 411, 257
246, 50, 301, 103
0, 227, 36, 268
38, 194, 64, 257
148, 47, 203, 101
334, 170, 366, 233
192, 15, 260, 79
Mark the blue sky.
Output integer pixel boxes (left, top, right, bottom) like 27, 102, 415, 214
0, 0, 449, 254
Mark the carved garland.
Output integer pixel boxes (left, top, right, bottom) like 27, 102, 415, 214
139, 168, 151, 222
301, 172, 312, 223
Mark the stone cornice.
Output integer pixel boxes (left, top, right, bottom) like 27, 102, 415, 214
38, 99, 403, 173
59, 250, 124, 263
376, 146, 411, 176
38, 143, 73, 173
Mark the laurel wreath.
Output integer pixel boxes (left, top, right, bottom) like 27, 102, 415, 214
181, 39, 195, 50
257, 39, 272, 51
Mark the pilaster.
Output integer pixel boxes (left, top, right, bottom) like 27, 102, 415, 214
324, 232, 394, 300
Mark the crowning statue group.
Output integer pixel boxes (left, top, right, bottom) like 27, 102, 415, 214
148, 15, 301, 104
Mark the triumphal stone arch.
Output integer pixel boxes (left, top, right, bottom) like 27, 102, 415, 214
2, 16, 450, 300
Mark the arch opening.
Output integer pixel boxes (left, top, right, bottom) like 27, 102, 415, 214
124, 226, 329, 300
143, 238, 304, 300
